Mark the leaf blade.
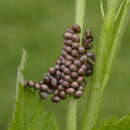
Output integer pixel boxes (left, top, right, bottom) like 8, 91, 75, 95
8, 50, 58, 130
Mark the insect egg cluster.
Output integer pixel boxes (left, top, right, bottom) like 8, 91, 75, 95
25, 24, 95, 103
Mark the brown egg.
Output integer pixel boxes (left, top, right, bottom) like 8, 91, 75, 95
71, 24, 81, 33
39, 92, 48, 99
66, 88, 75, 94
51, 96, 61, 103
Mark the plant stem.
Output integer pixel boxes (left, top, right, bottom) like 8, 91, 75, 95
66, 0, 86, 130
66, 97, 77, 130
82, 0, 130, 130
75, 0, 86, 32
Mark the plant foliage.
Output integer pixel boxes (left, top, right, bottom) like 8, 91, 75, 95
94, 114, 130, 130
8, 50, 58, 130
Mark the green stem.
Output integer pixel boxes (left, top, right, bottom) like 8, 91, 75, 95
82, 0, 130, 130
66, 97, 77, 130
66, 0, 86, 130
75, 0, 86, 32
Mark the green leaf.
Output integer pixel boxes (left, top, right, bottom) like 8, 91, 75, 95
8, 50, 58, 130
94, 114, 130, 130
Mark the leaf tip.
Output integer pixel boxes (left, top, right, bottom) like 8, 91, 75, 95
17, 49, 27, 85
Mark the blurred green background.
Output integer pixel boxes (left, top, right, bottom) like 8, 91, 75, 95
0, 0, 130, 129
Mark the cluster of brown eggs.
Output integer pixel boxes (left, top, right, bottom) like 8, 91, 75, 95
25, 24, 95, 103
